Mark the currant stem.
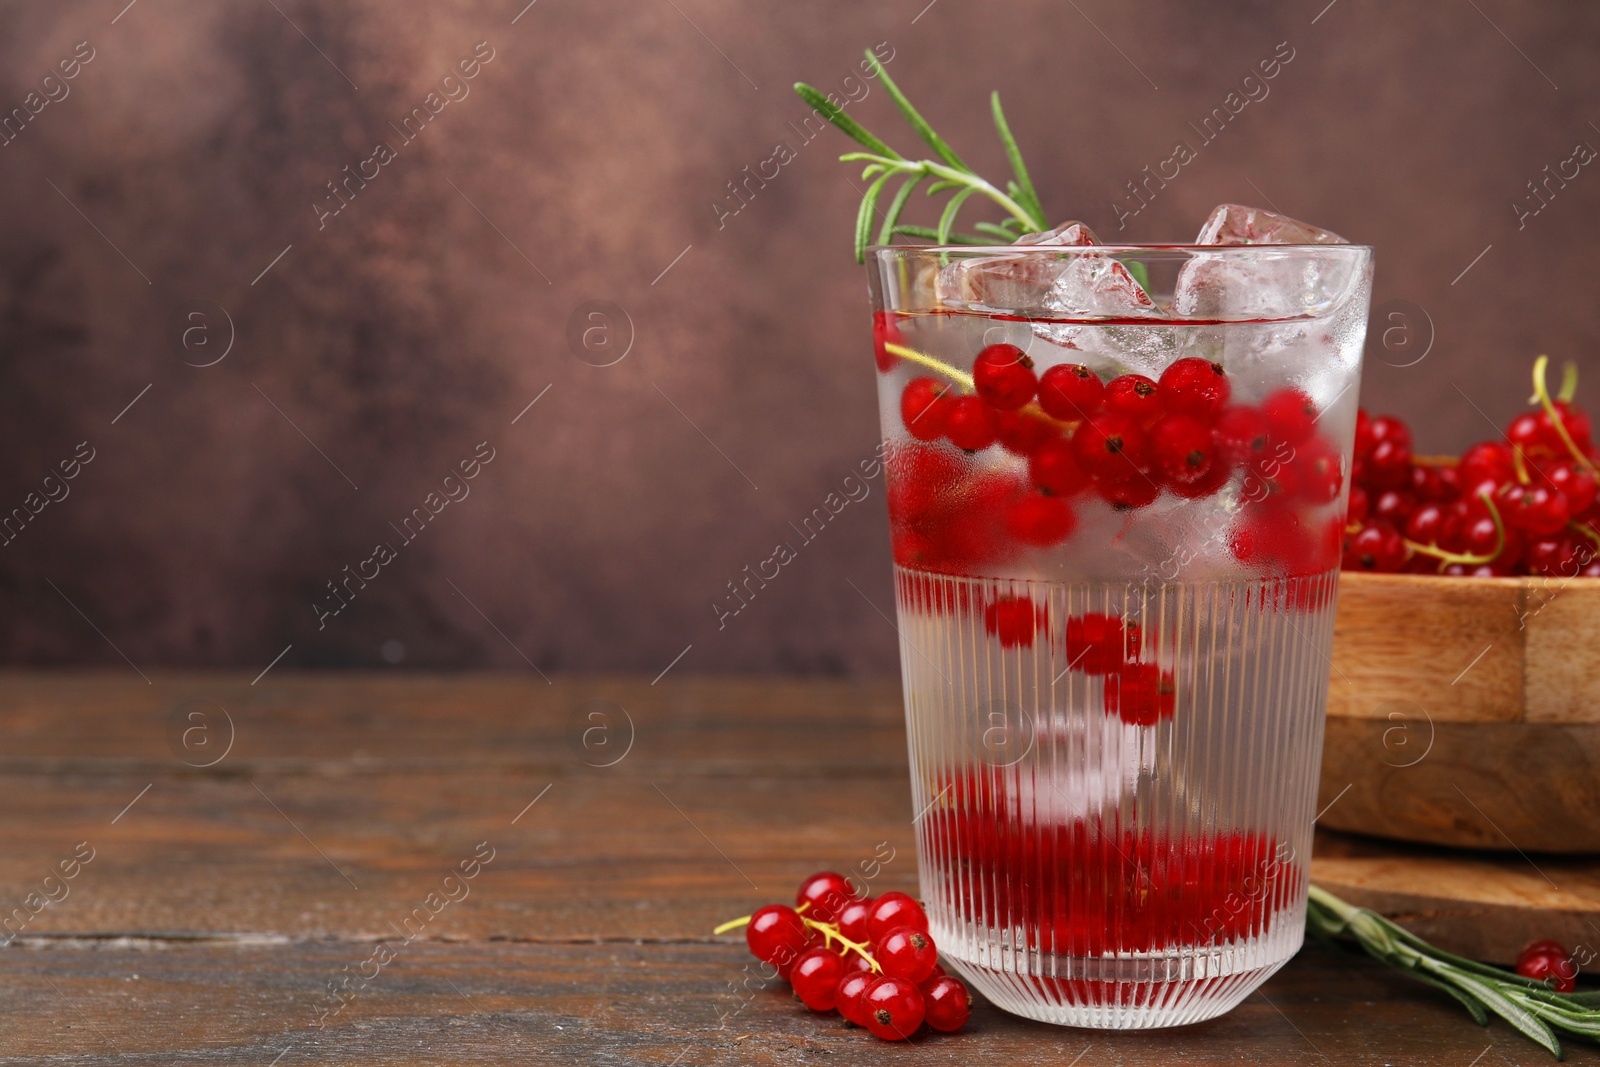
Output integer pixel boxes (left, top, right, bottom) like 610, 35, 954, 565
712, 915, 752, 936
1511, 446, 1532, 486
1570, 521, 1600, 552
802, 916, 883, 973
1532, 354, 1599, 477
883, 341, 974, 390
1404, 492, 1507, 567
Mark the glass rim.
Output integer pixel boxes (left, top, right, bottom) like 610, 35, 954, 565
869, 242, 1374, 256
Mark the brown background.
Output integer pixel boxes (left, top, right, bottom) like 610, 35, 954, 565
0, 0, 1597, 676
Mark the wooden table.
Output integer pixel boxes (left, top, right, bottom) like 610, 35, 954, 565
0, 672, 1589, 1066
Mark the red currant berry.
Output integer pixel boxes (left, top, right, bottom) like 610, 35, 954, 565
842, 951, 876, 974
1508, 412, 1546, 453
1169, 455, 1232, 499
1369, 413, 1413, 452
1005, 492, 1076, 547
972, 344, 1037, 410
1037, 363, 1105, 421
1372, 489, 1417, 526
1462, 514, 1525, 572
1497, 482, 1571, 536
1343, 522, 1407, 573
1064, 613, 1141, 674
944, 396, 999, 452
1213, 405, 1270, 466
746, 905, 810, 968
1107, 661, 1177, 726
1525, 532, 1584, 577
1104, 374, 1164, 428
873, 310, 904, 373
1262, 388, 1319, 445
877, 926, 940, 984
1548, 460, 1598, 514
1347, 485, 1369, 525
835, 970, 877, 1026
837, 897, 874, 944
1289, 438, 1344, 504
921, 975, 973, 1033
791, 947, 846, 1010
1158, 357, 1229, 422
863, 977, 926, 1041
1459, 441, 1514, 487
796, 871, 858, 923
1404, 503, 1450, 547
866, 892, 928, 943
1149, 415, 1217, 489
1232, 507, 1320, 574
901, 378, 952, 442
1516, 940, 1577, 993
1028, 438, 1090, 497
983, 595, 1046, 648
1366, 437, 1413, 490
1354, 408, 1375, 459
1071, 414, 1152, 480
994, 410, 1058, 457
1543, 400, 1594, 450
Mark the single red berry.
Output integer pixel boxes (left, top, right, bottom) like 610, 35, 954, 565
1064, 613, 1140, 674
1104, 374, 1164, 428
1169, 455, 1233, 499
1149, 415, 1217, 489
1347, 485, 1370, 525
921, 975, 973, 1033
1158, 357, 1229, 422
1548, 461, 1598, 514
866, 892, 928, 944
873, 310, 904, 373
1213, 404, 1270, 466
1433, 464, 1462, 501
1507, 412, 1546, 453
1369, 413, 1413, 452
863, 977, 926, 1041
1288, 438, 1344, 504
1108, 661, 1177, 726
972, 343, 1037, 410
1343, 522, 1407, 573
1231, 507, 1320, 574
1005, 492, 1076, 547
1354, 408, 1375, 459
796, 871, 857, 923
842, 951, 876, 974
1516, 940, 1577, 993
944, 395, 999, 452
835, 970, 877, 1026
1097, 470, 1161, 509
746, 905, 810, 968
1525, 532, 1584, 577
1366, 437, 1414, 490
901, 378, 952, 442
1262, 388, 1319, 445
993, 410, 1058, 457
1028, 438, 1090, 497
1497, 482, 1571, 536
1037, 363, 1104, 421
1462, 513, 1525, 572
1542, 400, 1594, 450
1404, 503, 1450, 546
877, 926, 940, 984
837, 897, 874, 944
983, 595, 1046, 648
1071, 413, 1152, 481
1459, 442, 1514, 487
791, 947, 846, 1010
1373, 489, 1417, 526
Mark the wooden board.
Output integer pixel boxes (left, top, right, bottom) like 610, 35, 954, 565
0, 672, 1593, 1066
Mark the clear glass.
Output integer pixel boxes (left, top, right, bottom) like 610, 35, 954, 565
868, 242, 1373, 1029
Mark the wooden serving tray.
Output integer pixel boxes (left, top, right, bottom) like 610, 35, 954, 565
1312, 828, 1600, 964
1320, 571, 1600, 853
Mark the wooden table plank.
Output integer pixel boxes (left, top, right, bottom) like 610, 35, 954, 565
0, 672, 1591, 1065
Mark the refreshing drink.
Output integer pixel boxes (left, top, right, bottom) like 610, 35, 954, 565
869, 211, 1373, 1028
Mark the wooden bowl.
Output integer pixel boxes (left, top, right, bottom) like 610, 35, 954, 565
1318, 570, 1600, 854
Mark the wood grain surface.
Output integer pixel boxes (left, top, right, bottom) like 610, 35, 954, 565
0, 672, 1592, 1065
1323, 573, 1600, 852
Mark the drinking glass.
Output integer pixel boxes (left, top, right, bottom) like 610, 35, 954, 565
868, 242, 1373, 1028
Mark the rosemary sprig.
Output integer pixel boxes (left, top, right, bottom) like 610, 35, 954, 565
1309, 884, 1600, 1058
794, 51, 1051, 262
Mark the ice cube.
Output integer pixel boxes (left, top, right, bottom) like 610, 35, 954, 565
1173, 204, 1357, 319
1194, 203, 1348, 246
1014, 221, 1098, 246
935, 219, 1097, 312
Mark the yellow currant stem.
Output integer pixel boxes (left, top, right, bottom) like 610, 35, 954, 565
1571, 521, 1600, 552
1510, 445, 1531, 486
801, 916, 882, 974
883, 342, 974, 390
1531, 354, 1599, 476
1559, 360, 1580, 404
712, 914, 752, 936
1405, 492, 1507, 567
1345, 521, 1363, 535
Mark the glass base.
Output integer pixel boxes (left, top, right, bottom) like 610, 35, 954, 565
937, 921, 1301, 1029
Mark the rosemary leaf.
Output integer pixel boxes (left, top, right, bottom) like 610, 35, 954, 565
863, 50, 968, 172
973, 221, 1017, 241
794, 82, 901, 160
991, 91, 1047, 228
893, 224, 988, 245
855, 173, 892, 263
877, 173, 926, 248
937, 187, 979, 245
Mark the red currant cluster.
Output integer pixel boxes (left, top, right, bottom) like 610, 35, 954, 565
719, 871, 971, 1041
1343, 357, 1600, 577
885, 333, 1345, 579
1517, 939, 1580, 993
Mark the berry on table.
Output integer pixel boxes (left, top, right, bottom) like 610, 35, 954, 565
1516, 939, 1578, 993
922, 974, 974, 1032
791, 946, 846, 1010
971, 343, 1037, 410
863, 977, 927, 1041
746, 904, 810, 967
835, 970, 877, 1026
877, 926, 940, 984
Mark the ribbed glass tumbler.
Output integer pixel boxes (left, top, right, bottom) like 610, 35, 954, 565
868, 242, 1373, 1028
